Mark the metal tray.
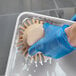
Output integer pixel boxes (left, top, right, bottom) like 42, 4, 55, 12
5, 12, 75, 76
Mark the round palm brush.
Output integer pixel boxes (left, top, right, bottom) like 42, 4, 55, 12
17, 18, 51, 65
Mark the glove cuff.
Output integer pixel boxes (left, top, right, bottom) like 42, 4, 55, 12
53, 24, 76, 59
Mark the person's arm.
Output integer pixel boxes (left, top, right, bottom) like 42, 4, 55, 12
65, 23, 76, 47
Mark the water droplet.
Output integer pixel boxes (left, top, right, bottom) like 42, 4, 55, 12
30, 58, 33, 63
28, 74, 32, 76
35, 61, 37, 64
35, 63, 38, 67
27, 68, 29, 71
40, 61, 43, 65
34, 70, 36, 72
49, 58, 52, 64
22, 64, 27, 70
47, 71, 50, 76
44, 59, 47, 63
44, 57, 48, 63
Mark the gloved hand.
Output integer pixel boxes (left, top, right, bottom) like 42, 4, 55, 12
28, 22, 76, 59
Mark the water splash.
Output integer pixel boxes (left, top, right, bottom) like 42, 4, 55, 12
44, 57, 49, 63
27, 68, 29, 71
44, 59, 47, 63
40, 61, 43, 65
34, 70, 36, 72
47, 71, 50, 76
55, 62, 66, 76
35, 62, 38, 67
22, 64, 27, 71
49, 58, 52, 64
52, 72, 55, 76
30, 58, 33, 63
28, 74, 32, 76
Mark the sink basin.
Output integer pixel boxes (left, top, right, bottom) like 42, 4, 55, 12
5, 12, 75, 76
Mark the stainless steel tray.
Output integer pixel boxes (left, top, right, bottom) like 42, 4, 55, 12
5, 12, 75, 76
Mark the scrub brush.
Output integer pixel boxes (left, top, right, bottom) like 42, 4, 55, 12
17, 18, 52, 65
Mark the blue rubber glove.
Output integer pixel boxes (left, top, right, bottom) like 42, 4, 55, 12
28, 22, 76, 59
71, 14, 76, 21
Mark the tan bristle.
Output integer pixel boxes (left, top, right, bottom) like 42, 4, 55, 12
35, 19, 39, 24
34, 54, 37, 63
17, 18, 50, 65
23, 49, 28, 56
26, 19, 32, 25
42, 55, 47, 62
18, 39, 23, 43
18, 45, 25, 51
38, 53, 42, 62
30, 56, 33, 63
17, 42, 24, 47
19, 30, 24, 34
19, 35, 23, 39
31, 18, 35, 24
19, 26, 25, 31
23, 22, 28, 28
